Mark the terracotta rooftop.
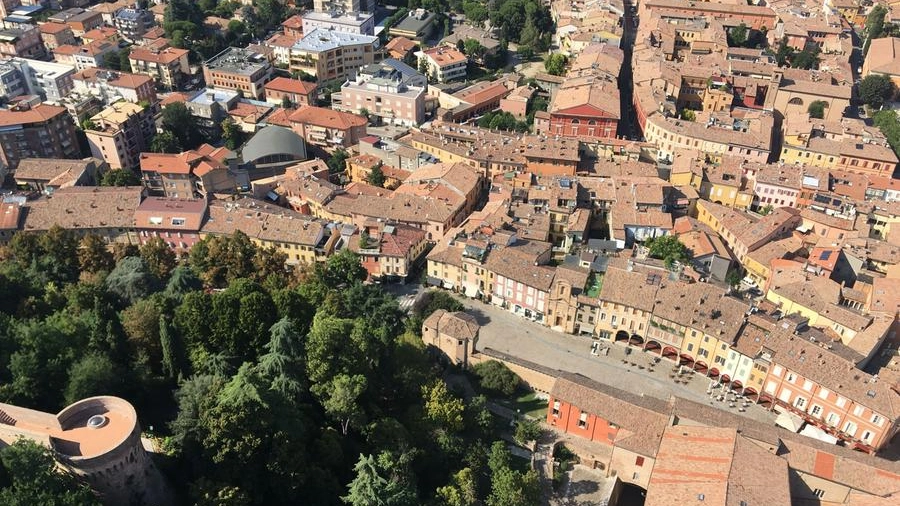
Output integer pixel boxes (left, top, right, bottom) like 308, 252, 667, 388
423, 46, 467, 67
129, 46, 188, 65
288, 105, 367, 130
0, 104, 67, 127
422, 309, 479, 341
22, 186, 143, 232
264, 76, 316, 95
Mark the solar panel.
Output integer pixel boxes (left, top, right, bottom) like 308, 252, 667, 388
820, 251, 832, 261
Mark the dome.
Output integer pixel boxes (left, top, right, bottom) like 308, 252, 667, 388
241, 125, 307, 165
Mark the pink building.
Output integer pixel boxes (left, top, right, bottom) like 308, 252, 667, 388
485, 241, 554, 322
133, 197, 207, 253
333, 61, 426, 127
751, 163, 804, 209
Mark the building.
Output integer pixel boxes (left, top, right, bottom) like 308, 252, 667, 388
263, 76, 316, 107
350, 220, 429, 280
289, 28, 380, 83
84, 101, 156, 170
240, 125, 308, 173
282, 14, 304, 38
0, 103, 79, 172
113, 8, 155, 43
548, 74, 620, 139
862, 37, 900, 91
203, 47, 274, 100
201, 197, 329, 265
20, 186, 143, 243
72, 68, 156, 105
133, 197, 207, 253
53, 40, 118, 71
288, 105, 367, 148
140, 144, 238, 199
301, 10, 375, 36
422, 309, 479, 367
54, 9, 103, 37
90, 0, 130, 24
417, 46, 467, 83
644, 425, 791, 506
38, 22, 76, 51
332, 60, 426, 126
388, 9, 437, 41
0, 57, 75, 102
487, 240, 555, 323
384, 36, 417, 61
13, 157, 102, 192
0, 26, 44, 59
128, 45, 190, 89
313, 0, 376, 13
0, 396, 169, 506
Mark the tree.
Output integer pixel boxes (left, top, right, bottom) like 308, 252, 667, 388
728, 23, 748, 47
139, 237, 177, 280
437, 467, 479, 506
105, 256, 160, 305
221, 119, 244, 150
725, 269, 742, 288
758, 204, 774, 216
281, 95, 293, 109
859, 74, 897, 109
865, 4, 888, 55
119, 48, 132, 73
874, 109, 900, 158
423, 381, 465, 432
0, 439, 100, 506
328, 148, 350, 174
342, 453, 417, 506
463, 1, 488, 27
322, 249, 368, 288
102, 50, 122, 70
487, 468, 540, 506
680, 109, 696, 121
321, 373, 367, 435
646, 235, 690, 269
472, 360, 520, 396
78, 235, 114, 274
463, 39, 486, 61
543, 53, 567, 76
121, 298, 162, 366
774, 37, 794, 67
256, 317, 306, 398
159, 314, 183, 379
367, 164, 386, 187
166, 265, 204, 298
150, 130, 182, 153
100, 168, 141, 186
807, 100, 827, 119
790, 46, 820, 70
514, 418, 541, 445
161, 102, 203, 150
64, 353, 124, 404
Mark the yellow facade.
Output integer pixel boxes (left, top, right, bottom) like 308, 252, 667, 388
740, 254, 769, 286
701, 181, 752, 209
779, 144, 838, 169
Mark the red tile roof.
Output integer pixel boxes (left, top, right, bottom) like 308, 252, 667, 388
289, 105, 367, 130
264, 77, 317, 95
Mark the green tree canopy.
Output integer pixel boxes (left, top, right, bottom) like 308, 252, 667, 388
472, 360, 520, 396
328, 148, 350, 174
646, 235, 690, 268
100, 169, 141, 186
150, 130, 183, 153
342, 453, 417, 506
0, 439, 100, 506
105, 256, 160, 305
161, 102, 203, 150
543, 53, 567, 76
859, 74, 897, 109
367, 164, 386, 187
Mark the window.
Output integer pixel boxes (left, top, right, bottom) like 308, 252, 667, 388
826, 412, 839, 426
818, 388, 829, 399
786, 373, 795, 382
794, 397, 806, 409
635, 456, 644, 466
552, 401, 560, 417
803, 380, 813, 392
853, 405, 864, 417
687, 343, 694, 352
872, 414, 883, 426
773, 365, 783, 376
811, 405, 822, 416
171, 218, 185, 226
842, 421, 857, 437
862, 431, 873, 443
578, 412, 588, 429
813, 489, 825, 498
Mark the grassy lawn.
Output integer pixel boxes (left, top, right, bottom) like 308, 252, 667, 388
498, 390, 547, 419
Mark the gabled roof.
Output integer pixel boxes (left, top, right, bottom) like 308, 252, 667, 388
288, 105, 367, 130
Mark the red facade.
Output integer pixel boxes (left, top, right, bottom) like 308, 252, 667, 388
547, 397, 619, 444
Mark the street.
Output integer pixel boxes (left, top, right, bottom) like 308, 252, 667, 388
456, 297, 776, 425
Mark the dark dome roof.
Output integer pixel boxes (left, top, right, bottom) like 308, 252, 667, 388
241, 125, 306, 163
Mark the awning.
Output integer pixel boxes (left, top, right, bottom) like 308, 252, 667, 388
800, 424, 839, 444
442, 281, 455, 290
775, 410, 805, 433
464, 285, 478, 298
796, 224, 811, 233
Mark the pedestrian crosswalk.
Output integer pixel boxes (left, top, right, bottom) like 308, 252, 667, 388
398, 295, 416, 313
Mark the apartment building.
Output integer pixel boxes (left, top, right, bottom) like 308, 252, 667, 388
289, 29, 379, 82
301, 10, 375, 36
133, 197, 207, 253
417, 46, 467, 83
128, 45, 190, 89
85, 101, 156, 170
53, 40, 118, 71
113, 8, 155, 43
696, 200, 802, 262
38, 22, 76, 51
201, 197, 330, 266
350, 220, 429, 280
288, 105, 367, 149
140, 144, 238, 199
13, 157, 102, 192
313, 0, 376, 13
487, 240, 555, 323
203, 47, 273, 100
72, 68, 156, 105
332, 60, 426, 126
0, 57, 75, 102
0, 27, 44, 59
19, 186, 143, 244
0, 103, 79, 171
263, 77, 316, 107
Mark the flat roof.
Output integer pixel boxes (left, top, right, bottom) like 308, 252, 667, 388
292, 28, 378, 52
204, 46, 270, 76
